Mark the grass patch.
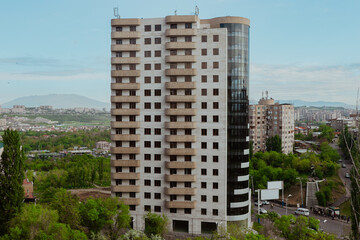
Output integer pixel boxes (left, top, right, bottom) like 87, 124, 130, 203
339, 199, 351, 217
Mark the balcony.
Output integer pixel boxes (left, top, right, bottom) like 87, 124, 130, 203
165, 95, 196, 103
120, 198, 141, 205
165, 200, 197, 209
165, 161, 196, 169
111, 96, 140, 103
165, 108, 196, 116
111, 32, 141, 39
164, 187, 197, 195
111, 185, 140, 192
111, 70, 140, 77
165, 82, 196, 89
111, 172, 140, 180
165, 69, 196, 76
165, 15, 198, 23
111, 44, 141, 52
165, 174, 196, 182
165, 29, 197, 36
111, 109, 140, 116
111, 122, 140, 128
111, 18, 141, 26
165, 148, 196, 156
111, 147, 140, 154
165, 42, 196, 50
165, 122, 196, 129
165, 55, 196, 63
111, 57, 140, 64
111, 134, 140, 141
165, 135, 196, 142
111, 83, 140, 90
111, 160, 140, 167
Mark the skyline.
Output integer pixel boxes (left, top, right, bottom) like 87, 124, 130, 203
0, 0, 359, 105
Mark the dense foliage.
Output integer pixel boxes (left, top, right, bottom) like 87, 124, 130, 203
144, 212, 168, 237
0, 129, 25, 235
266, 135, 282, 153
250, 143, 339, 190
318, 124, 335, 142
0, 191, 131, 240
20, 128, 110, 152
339, 125, 360, 239
26, 155, 110, 202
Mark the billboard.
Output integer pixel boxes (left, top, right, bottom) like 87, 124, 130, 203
261, 189, 280, 200
267, 181, 283, 190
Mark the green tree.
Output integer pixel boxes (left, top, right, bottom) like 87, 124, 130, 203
266, 135, 282, 153
318, 124, 335, 142
79, 197, 130, 236
144, 212, 168, 237
1, 204, 87, 240
339, 123, 360, 239
0, 129, 25, 235
50, 188, 82, 230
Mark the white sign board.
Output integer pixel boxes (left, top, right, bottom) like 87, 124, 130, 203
261, 189, 279, 200
267, 181, 283, 190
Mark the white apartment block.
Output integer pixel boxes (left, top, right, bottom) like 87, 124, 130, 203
110, 15, 251, 234
250, 97, 294, 154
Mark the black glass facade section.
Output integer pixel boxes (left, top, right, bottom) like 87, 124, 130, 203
220, 23, 250, 217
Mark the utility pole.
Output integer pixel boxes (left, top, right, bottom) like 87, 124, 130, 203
286, 194, 292, 215
297, 177, 303, 207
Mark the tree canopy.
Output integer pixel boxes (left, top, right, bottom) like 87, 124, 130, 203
0, 129, 25, 235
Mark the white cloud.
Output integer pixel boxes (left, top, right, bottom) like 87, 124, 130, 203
250, 63, 360, 105
0, 71, 108, 81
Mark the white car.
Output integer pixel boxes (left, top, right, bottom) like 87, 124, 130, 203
261, 200, 270, 205
294, 208, 310, 216
254, 201, 263, 206
259, 208, 267, 214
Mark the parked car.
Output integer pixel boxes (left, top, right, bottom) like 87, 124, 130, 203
259, 208, 267, 214
262, 200, 270, 205
342, 164, 346, 168
295, 208, 310, 216
345, 173, 350, 178
254, 201, 263, 206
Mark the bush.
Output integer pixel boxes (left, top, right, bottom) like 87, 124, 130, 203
144, 212, 168, 237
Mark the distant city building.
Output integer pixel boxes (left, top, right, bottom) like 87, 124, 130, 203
12, 105, 25, 114
39, 105, 53, 110
110, 15, 251, 234
328, 117, 357, 132
0, 119, 6, 127
249, 95, 294, 154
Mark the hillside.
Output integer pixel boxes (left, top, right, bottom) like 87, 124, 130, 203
1, 94, 110, 109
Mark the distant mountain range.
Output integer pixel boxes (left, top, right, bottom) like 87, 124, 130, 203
1, 95, 355, 110
250, 99, 355, 109
1, 94, 110, 109
278, 100, 355, 109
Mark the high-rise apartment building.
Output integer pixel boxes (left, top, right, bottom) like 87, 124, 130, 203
249, 97, 294, 154
110, 15, 250, 234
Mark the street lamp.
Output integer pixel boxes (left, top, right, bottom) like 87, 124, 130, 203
297, 177, 303, 207
286, 194, 292, 216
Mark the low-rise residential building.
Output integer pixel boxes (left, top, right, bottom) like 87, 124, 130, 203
96, 141, 110, 150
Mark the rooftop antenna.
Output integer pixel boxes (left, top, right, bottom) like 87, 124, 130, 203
266, 90, 268, 99
174, 10, 177, 15
195, 5, 199, 16
113, 7, 120, 19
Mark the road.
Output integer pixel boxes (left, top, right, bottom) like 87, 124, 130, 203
330, 140, 352, 206
252, 202, 351, 238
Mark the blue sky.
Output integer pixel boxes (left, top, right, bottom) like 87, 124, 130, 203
0, 0, 359, 105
